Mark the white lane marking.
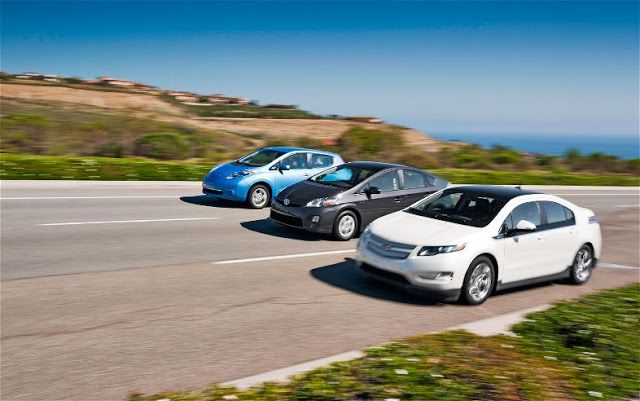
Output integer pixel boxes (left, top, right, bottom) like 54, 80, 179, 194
39, 217, 220, 226
213, 249, 356, 265
599, 262, 639, 270
1, 195, 178, 200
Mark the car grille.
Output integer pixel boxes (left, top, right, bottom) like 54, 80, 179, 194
365, 233, 415, 259
270, 210, 303, 227
360, 263, 411, 285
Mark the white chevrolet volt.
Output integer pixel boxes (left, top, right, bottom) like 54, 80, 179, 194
355, 185, 602, 304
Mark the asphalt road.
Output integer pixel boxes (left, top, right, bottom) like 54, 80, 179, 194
1, 181, 639, 400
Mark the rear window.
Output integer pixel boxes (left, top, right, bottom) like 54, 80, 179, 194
402, 169, 433, 189
540, 201, 575, 229
311, 154, 333, 168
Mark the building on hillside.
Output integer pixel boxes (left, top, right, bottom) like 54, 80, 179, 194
96, 76, 136, 88
346, 115, 384, 124
175, 94, 200, 103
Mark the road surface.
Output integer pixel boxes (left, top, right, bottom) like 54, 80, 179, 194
1, 181, 638, 400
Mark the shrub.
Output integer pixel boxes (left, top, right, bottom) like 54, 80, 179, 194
95, 142, 124, 158
133, 132, 190, 160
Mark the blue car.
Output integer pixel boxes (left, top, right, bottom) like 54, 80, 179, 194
203, 147, 344, 208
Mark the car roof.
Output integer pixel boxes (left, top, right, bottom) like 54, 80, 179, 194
264, 146, 338, 155
449, 185, 540, 200
346, 161, 405, 171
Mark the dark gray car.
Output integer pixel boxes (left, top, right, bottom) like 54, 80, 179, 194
270, 161, 449, 240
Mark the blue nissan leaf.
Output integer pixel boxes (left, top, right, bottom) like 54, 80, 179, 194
203, 147, 344, 208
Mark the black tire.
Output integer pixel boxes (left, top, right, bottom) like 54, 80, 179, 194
246, 184, 271, 209
332, 210, 358, 241
568, 244, 594, 284
460, 256, 495, 305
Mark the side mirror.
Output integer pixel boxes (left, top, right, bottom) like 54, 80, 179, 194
507, 219, 537, 236
279, 164, 291, 171
366, 186, 381, 196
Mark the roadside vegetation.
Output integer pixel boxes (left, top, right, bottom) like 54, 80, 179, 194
2, 153, 639, 185
129, 284, 639, 401
1, 100, 637, 184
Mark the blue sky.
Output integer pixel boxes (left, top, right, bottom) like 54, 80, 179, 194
1, 1, 638, 138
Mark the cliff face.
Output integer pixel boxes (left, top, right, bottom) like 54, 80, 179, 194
1, 82, 446, 153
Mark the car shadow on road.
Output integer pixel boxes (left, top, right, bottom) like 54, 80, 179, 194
180, 195, 247, 209
240, 218, 325, 241
310, 259, 443, 306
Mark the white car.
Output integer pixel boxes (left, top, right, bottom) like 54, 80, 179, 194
355, 185, 601, 304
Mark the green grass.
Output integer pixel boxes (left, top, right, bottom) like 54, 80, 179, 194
2, 154, 639, 185
129, 284, 639, 401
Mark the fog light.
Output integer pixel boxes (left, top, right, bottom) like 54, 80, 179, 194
311, 215, 320, 223
418, 271, 453, 281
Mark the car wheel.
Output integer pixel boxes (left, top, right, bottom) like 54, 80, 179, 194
569, 244, 594, 284
332, 211, 358, 241
247, 184, 270, 209
461, 256, 495, 305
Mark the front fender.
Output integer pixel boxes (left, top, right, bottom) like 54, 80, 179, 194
234, 174, 275, 200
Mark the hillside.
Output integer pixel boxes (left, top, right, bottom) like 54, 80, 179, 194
0, 82, 447, 156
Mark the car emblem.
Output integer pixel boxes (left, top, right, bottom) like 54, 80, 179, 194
283, 198, 290, 206
382, 243, 391, 251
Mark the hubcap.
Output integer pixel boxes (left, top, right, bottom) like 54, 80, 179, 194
251, 188, 267, 207
338, 215, 356, 238
575, 248, 592, 281
468, 263, 492, 302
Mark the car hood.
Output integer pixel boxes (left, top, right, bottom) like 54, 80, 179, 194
368, 210, 480, 246
277, 180, 346, 205
205, 162, 263, 180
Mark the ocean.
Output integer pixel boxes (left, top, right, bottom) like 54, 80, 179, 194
427, 132, 640, 160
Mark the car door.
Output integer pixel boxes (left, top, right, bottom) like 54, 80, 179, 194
399, 169, 439, 207
362, 169, 403, 226
500, 201, 546, 283
538, 201, 579, 275
274, 152, 311, 194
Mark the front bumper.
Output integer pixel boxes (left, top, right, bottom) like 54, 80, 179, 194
354, 238, 465, 302
202, 182, 245, 202
269, 201, 340, 234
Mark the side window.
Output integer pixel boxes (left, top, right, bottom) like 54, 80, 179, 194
282, 153, 308, 169
368, 170, 400, 192
507, 202, 542, 229
402, 169, 433, 189
311, 153, 333, 168
541, 201, 575, 229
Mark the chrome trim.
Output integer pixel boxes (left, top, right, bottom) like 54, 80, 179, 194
366, 233, 415, 259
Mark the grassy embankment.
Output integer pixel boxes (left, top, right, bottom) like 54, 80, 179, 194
1, 153, 639, 185
129, 284, 639, 401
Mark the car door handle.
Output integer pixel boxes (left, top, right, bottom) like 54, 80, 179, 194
393, 196, 403, 202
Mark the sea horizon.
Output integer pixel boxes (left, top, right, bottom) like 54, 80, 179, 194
427, 131, 640, 160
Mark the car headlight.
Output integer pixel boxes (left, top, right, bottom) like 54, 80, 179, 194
306, 197, 337, 207
226, 170, 256, 179
417, 243, 466, 256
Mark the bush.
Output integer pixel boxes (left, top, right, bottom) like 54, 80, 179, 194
338, 126, 404, 159
133, 132, 191, 160
94, 142, 124, 158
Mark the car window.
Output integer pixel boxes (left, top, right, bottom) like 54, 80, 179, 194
406, 189, 506, 227
368, 170, 400, 192
282, 153, 308, 169
237, 149, 285, 167
505, 202, 542, 230
311, 153, 333, 168
540, 201, 575, 229
402, 169, 433, 189
310, 164, 381, 189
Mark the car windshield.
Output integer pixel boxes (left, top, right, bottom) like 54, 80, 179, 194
310, 164, 381, 189
236, 149, 286, 166
406, 189, 507, 227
